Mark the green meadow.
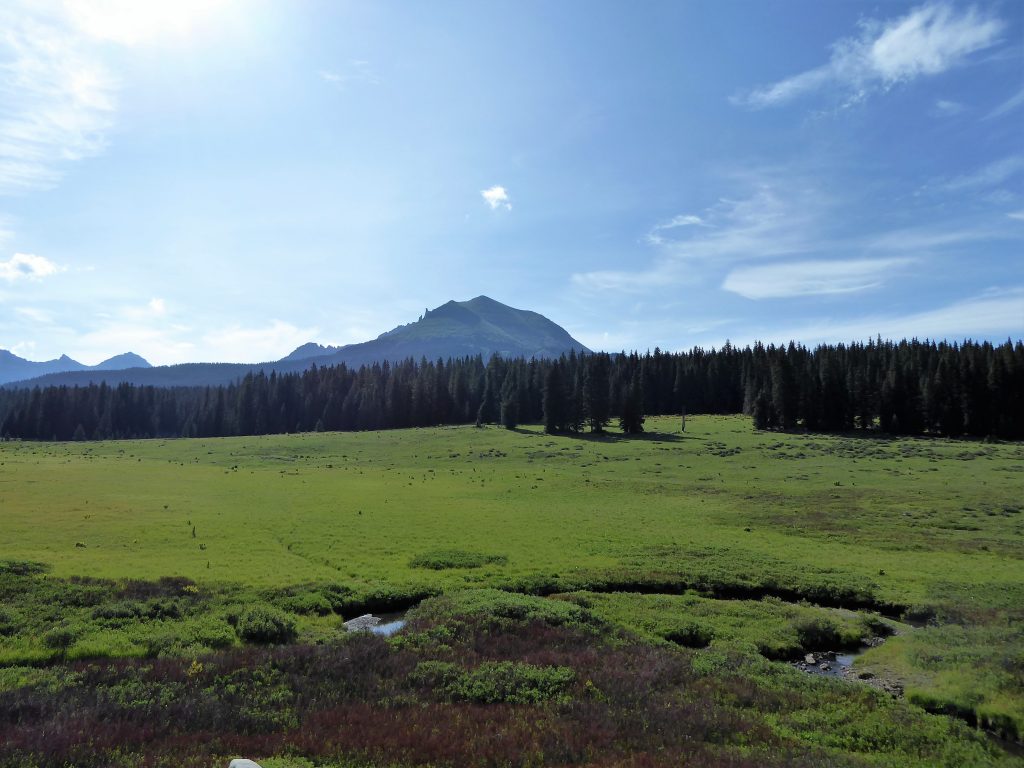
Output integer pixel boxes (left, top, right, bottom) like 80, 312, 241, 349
1, 415, 1023, 764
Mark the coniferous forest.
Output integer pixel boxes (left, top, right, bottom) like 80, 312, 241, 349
0, 338, 1021, 442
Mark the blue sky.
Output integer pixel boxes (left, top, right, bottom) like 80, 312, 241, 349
0, 0, 1021, 365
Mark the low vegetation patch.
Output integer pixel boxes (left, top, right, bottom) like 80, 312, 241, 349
409, 549, 509, 570
0, 589, 1011, 768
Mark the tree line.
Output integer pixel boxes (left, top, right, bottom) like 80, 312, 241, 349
0, 338, 1020, 441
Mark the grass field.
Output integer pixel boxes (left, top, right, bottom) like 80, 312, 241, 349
1, 415, 1022, 765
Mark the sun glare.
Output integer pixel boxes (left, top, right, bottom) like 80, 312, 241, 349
64, 0, 233, 46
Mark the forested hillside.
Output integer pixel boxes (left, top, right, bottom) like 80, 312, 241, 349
1, 339, 1021, 441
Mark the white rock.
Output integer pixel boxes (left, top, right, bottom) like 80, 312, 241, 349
344, 613, 381, 631
229, 760, 263, 768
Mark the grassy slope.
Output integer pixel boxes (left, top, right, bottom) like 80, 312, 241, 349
1, 415, 1023, 744
2, 415, 1020, 596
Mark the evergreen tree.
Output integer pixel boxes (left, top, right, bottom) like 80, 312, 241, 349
619, 369, 645, 434
499, 369, 519, 430
542, 362, 567, 434
583, 353, 611, 433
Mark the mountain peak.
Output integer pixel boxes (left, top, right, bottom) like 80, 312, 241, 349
0, 349, 151, 386
94, 352, 152, 370
4, 298, 590, 388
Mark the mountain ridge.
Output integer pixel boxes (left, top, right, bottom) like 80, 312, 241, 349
3, 297, 588, 389
0, 350, 152, 386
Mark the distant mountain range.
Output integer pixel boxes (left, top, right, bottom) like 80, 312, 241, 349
0, 351, 151, 386
2, 296, 589, 389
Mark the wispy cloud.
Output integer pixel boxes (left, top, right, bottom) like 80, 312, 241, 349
572, 176, 828, 293
1008, 210, 1024, 221
722, 258, 914, 299
733, 3, 1004, 109
571, 164, 1013, 301
51, 309, 317, 366
985, 85, 1024, 120
0, 4, 118, 194
64, 0, 232, 47
481, 185, 511, 211
931, 98, 965, 116
750, 289, 1024, 346
867, 223, 1011, 251
14, 306, 54, 324
0, 253, 63, 281
646, 213, 708, 245
319, 60, 380, 90
938, 155, 1024, 191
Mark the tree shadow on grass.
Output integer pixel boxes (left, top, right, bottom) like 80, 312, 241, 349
508, 427, 703, 444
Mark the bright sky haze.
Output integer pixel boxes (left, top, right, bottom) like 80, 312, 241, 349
1, 0, 1022, 365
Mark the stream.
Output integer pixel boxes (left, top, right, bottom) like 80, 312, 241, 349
344, 595, 1021, 755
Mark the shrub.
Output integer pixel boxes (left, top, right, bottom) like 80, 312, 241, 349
0, 560, 49, 576
236, 606, 297, 644
42, 624, 79, 653
92, 601, 143, 621
0, 607, 17, 636
664, 621, 714, 648
410, 660, 575, 704
452, 661, 575, 704
409, 549, 508, 570
794, 616, 841, 650
144, 600, 182, 620
191, 621, 236, 650
277, 590, 333, 616
417, 589, 591, 628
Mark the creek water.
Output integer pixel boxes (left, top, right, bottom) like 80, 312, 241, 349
368, 610, 408, 636
792, 650, 861, 678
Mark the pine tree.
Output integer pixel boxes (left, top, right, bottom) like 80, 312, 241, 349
499, 369, 518, 430
542, 362, 567, 434
619, 369, 645, 434
583, 354, 611, 433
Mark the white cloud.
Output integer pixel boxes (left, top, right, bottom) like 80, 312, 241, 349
14, 306, 54, 323
0, 3, 117, 194
571, 267, 675, 294
572, 176, 830, 294
657, 213, 706, 230
752, 289, 1024, 345
646, 213, 708, 245
1008, 210, 1024, 221
0, 1, 234, 196
200, 320, 319, 363
939, 155, 1024, 191
148, 297, 167, 315
722, 258, 914, 299
64, 0, 233, 47
319, 60, 380, 90
867, 223, 1009, 251
932, 99, 965, 116
734, 3, 1004, 109
62, 314, 317, 366
985, 86, 1024, 120
0, 216, 13, 246
0, 252, 63, 281
481, 185, 511, 211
